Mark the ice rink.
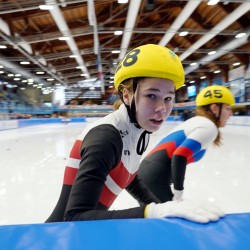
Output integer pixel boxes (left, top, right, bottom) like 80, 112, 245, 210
0, 121, 249, 225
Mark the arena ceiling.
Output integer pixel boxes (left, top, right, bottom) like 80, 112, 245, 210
0, 0, 250, 102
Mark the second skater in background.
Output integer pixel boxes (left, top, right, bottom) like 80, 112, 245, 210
138, 85, 235, 202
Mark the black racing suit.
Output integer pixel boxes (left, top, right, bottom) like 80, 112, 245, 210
46, 104, 159, 222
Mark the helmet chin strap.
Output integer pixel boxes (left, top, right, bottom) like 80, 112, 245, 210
208, 103, 223, 121
124, 78, 140, 128
124, 78, 152, 155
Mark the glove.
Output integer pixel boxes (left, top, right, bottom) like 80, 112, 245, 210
172, 189, 183, 201
145, 200, 225, 223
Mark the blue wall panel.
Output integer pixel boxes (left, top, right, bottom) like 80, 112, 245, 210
0, 213, 249, 250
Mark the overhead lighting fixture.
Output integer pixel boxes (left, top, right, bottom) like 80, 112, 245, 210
76, 66, 85, 69
20, 61, 30, 65
0, 65, 3, 68
0, 45, 7, 49
233, 62, 241, 66
179, 31, 188, 37
112, 50, 120, 54
39, 5, 54, 10
214, 70, 221, 74
208, 51, 216, 55
0, 71, 4, 74
200, 76, 206, 79
114, 30, 123, 35
190, 80, 195, 83
58, 37, 70, 41
207, 0, 220, 5
118, 0, 128, 3
47, 78, 54, 81
81, 74, 88, 76
235, 33, 246, 39
69, 55, 79, 58
36, 71, 45, 74
190, 62, 197, 66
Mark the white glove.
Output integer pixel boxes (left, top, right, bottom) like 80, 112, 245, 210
172, 189, 183, 201
145, 200, 225, 223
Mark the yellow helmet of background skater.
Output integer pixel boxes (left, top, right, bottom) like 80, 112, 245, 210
114, 44, 185, 90
196, 85, 235, 107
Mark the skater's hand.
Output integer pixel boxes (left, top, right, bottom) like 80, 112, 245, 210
145, 199, 224, 223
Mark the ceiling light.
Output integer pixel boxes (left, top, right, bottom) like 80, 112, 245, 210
69, 55, 79, 58
190, 62, 197, 66
233, 62, 241, 66
207, 0, 220, 5
214, 70, 221, 74
0, 45, 7, 49
47, 78, 55, 81
39, 5, 54, 10
14, 78, 20, 81
20, 61, 30, 65
36, 71, 45, 74
112, 50, 120, 54
200, 76, 206, 79
59, 37, 70, 41
190, 80, 195, 83
114, 30, 123, 35
235, 33, 246, 39
179, 31, 188, 37
118, 0, 128, 3
0, 65, 3, 68
0, 71, 4, 74
81, 74, 88, 76
208, 51, 216, 55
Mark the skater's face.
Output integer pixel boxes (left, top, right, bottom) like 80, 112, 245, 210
123, 77, 175, 132
210, 103, 233, 127
219, 104, 233, 127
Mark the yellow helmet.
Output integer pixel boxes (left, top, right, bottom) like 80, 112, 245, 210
114, 44, 185, 90
196, 85, 235, 106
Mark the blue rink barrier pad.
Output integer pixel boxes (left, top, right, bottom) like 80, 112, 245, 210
0, 213, 250, 250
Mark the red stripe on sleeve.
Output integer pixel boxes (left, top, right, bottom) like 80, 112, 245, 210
109, 162, 131, 189
174, 146, 195, 163
147, 141, 176, 158
63, 166, 78, 185
69, 139, 82, 159
99, 185, 117, 207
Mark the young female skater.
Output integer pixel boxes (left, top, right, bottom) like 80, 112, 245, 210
46, 45, 224, 224
138, 85, 235, 202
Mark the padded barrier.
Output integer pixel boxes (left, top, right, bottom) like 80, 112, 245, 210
0, 213, 249, 250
